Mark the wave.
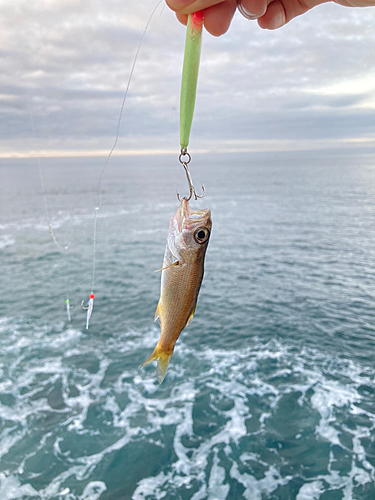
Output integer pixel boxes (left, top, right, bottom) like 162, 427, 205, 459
0, 235, 15, 250
0, 316, 374, 499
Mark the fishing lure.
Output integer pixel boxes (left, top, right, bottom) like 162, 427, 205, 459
180, 11, 203, 152
81, 293, 95, 330
66, 299, 71, 322
178, 10, 205, 202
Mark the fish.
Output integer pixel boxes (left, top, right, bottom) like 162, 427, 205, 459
142, 197, 212, 384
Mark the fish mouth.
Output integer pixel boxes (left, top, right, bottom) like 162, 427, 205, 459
175, 198, 211, 232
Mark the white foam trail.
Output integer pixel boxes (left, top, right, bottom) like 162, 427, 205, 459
0, 473, 39, 499
208, 449, 230, 500
311, 380, 360, 445
80, 482, 107, 500
231, 462, 293, 500
296, 481, 324, 500
0, 234, 15, 249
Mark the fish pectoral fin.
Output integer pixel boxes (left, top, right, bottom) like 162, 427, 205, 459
141, 343, 173, 384
186, 304, 197, 327
154, 261, 180, 272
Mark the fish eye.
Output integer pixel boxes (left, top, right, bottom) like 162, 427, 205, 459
194, 227, 210, 244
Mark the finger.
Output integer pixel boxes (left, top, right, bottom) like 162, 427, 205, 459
257, 0, 328, 29
176, 12, 189, 25
166, 0, 227, 14
238, 0, 268, 18
203, 0, 238, 36
173, 1, 237, 35
257, 0, 287, 29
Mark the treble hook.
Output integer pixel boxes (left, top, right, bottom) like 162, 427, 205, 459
177, 149, 205, 202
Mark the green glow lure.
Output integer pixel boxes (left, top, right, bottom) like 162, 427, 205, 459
180, 11, 203, 152
66, 299, 71, 322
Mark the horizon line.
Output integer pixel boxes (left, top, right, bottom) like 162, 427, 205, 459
0, 137, 374, 159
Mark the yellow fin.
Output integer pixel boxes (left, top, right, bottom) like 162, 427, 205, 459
154, 261, 179, 272
141, 344, 173, 384
154, 300, 162, 322
186, 304, 196, 327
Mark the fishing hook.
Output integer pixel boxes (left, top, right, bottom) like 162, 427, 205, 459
177, 149, 205, 202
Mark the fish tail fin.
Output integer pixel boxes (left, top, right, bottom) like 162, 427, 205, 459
141, 343, 173, 384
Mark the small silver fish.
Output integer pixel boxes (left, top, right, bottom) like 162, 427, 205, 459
142, 197, 212, 383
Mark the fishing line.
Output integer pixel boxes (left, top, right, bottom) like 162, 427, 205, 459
84, 0, 164, 328
26, 91, 73, 321
94, 0, 164, 209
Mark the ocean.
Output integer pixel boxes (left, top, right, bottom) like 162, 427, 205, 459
0, 151, 374, 499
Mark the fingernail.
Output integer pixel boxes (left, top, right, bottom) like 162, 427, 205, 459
237, 3, 259, 20
168, 0, 195, 8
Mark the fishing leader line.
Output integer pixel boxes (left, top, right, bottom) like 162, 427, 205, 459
27, 91, 74, 322
82, 0, 164, 329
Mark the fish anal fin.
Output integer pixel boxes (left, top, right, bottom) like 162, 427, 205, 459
186, 304, 197, 327
141, 343, 173, 384
155, 261, 179, 272
154, 300, 162, 322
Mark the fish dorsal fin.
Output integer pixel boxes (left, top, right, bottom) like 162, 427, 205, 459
186, 304, 197, 327
154, 300, 162, 322
155, 261, 179, 272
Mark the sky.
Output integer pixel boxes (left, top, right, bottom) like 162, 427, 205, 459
0, 0, 375, 157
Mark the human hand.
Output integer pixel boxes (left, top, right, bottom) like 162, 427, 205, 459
165, 0, 375, 36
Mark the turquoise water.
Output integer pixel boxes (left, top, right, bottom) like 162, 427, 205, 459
0, 152, 375, 499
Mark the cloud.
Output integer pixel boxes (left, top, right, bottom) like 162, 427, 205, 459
0, 0, 374, 156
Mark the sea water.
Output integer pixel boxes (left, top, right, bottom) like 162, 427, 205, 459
0, 151, 374, 499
